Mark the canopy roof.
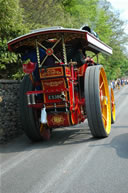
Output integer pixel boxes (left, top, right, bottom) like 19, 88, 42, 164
8, 26, 112, 55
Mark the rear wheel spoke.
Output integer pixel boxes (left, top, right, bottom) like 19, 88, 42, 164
102, 114, 107, 123
100, 81, 104, 89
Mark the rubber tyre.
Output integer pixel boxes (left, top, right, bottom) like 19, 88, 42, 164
109, 86, 116, 124
84, 65, 111, 138
20, 75, 42, 141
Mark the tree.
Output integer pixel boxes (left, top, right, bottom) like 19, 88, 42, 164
1, 0, 128, 79
0, 0, 28, 78
20, 0, 73, 28
0, 0, 27, 40
97, 0, 128, 79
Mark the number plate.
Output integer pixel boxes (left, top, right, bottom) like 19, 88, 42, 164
48, 94, 61, 100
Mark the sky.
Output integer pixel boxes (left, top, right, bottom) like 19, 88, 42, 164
108, 0, 128, 34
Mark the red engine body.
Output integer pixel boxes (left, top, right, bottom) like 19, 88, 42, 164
7, 27, 113, 138
27, 63, 87, 128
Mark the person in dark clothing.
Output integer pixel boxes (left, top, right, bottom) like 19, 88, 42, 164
72, 47, 86, 67
67, 43, 85, 66
67, 42, 94, 67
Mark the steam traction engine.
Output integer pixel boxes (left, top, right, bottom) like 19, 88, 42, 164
8, 27, 116, 141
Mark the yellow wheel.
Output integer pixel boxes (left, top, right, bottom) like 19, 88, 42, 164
84, 65, 111, 138
109, 87, 116, 123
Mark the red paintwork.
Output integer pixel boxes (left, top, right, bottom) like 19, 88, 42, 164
23, 62, 36, 74
47, 112, 71, 128
46, 48, 53, 56
26, 63, 87, 127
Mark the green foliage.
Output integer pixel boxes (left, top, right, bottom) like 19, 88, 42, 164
0, 39, 17, 66
12, 67, 25, 80
0, 0, 28, 79
0, 0, 28, 40
0, 0, 128, 79
0, 38, 19, 78
19, 0, 73, 28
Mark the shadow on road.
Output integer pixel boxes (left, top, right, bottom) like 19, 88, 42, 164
109, 133, 128, 159
0, 122, 96, 154
90, 131, 128, 159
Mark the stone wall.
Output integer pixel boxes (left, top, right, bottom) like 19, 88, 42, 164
0, 80, 23, 143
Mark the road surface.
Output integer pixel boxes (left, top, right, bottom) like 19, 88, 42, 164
1, 85, 128, 193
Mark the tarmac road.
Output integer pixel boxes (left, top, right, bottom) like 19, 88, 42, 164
1, 85, 128, 193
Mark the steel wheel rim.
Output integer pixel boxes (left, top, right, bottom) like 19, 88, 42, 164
99, 68, 111, 134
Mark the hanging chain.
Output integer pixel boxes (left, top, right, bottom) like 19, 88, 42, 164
36, 40, 41, 67
62, 36, 67, 65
